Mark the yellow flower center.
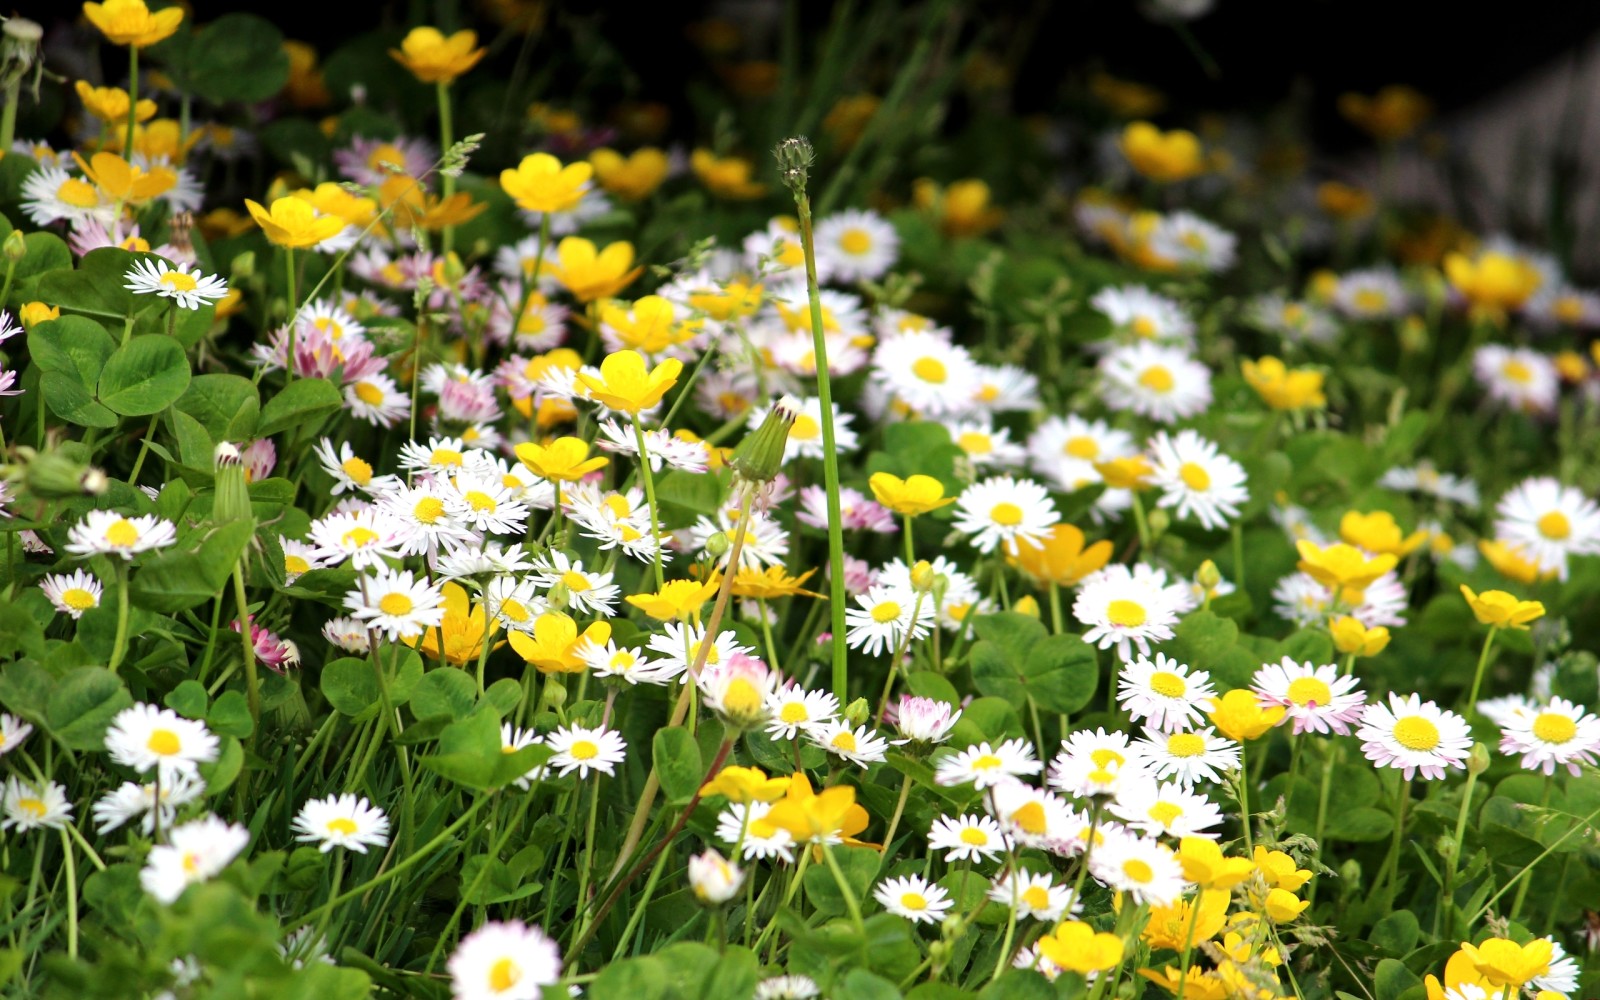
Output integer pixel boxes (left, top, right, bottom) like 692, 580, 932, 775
609, 651, 636, 671
501, 600, 530, 623
569, 739, 599, 760
368, 143, 407, 173
104, 519, 141, 547
1091, 748, 1126, 769
1178, 462, 1211, 491
1166, 733, 1206, 758
1501, 360, 1533, 385
958, 431, 993, 455
1012, 801, 1047, 835
1392, 715, 1440, 751
871, 601, 902, 623
1064, 435, 1100, 459
159, 271, 199, 292
465, 490, 497, 513
285, 554, 311, 575
604, 495, 633, 519
431, 448, 464, 466
16, 797, 46, 818
959, 827, 989, 846
1129, 315, 1159, 339
990, 502, 1024, 526
1353, 289, 1387, 312
1122, 859, 1154, 883
1531, 712, 1577, 744
413, 496, 446, 524
342, 526, 379, 548
560, 570, 591, 592
326, 817, 359, 836
1107, 599, 1147, 627
780, 702, 810, 724
912, 356, 948, 384
379, 592, 414, 617
790, 414, 820, 440
488, 957, 521, 993
147, 729, 181, 756
971, 754, 1002, 771
341, 456, 373, 485
839, 228, 873, 255
60, 178, 100, 208
61, 587, 97, 611
1537, 511, 1571, 540
182, 852, 201, 873
1139, 365, 1175, 392
1021, 885, 1052, 910
722, 677, 759, 714
1286, 676, 1333, 708
831, 731, 858, 752
900, 891, 928, 911
1149, 671, 1187, 697
354, 381, 385, 405
1148, 801, 1183, 828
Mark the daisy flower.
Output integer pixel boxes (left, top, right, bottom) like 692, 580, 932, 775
890, 695, 962, 744
1049, 727, 1150, 799
764, 686, 840, 741
292, 794, 391, 853
343, 567, 446, 641
281, 538, 329, 583
1132, 725, 1240, 788
1379, 462, 1480, 509
1251, 658, 1366, 735
310, 508, 413, 570
756, 975, 821, 1000
447, 920, 561, 1000
969, 363, 1040, 413
1473, 345, 1559, 415
870, 330, 981, 417
687, 848, 745, 904
1027, 414, 1137, 494
343, 373, 409, 427
1147, 430, 1250, 531
312, 438, 399, 496
500, 725, 549, 790
645, 623, 751, 681
435, 542, 537, 581
1108, 780, 1225, 840
105, 703, 219, 780
935, 738, 1041, 789
715, 802, 795, 863
988, 779, 1075, 847
1117, 653, 1216, 732
0, 714, 35, 756
141, 815, 251, 904
945, 417, 1027, 468
1089, 830, 1187, 906
807, 721, 892, 768
1331, 266, 1408, 319
952, 475, 1059, 553
1098, 342, 1212, 424
1150, 211, 1236, 272
529, 551, 620, 616
1074, 563, 1184, 661
322, 616, 372, 654
92, 773, 206, 835
1, 777, 73, 833
844, 584, 935, 657
815, 208, 900, 282
1498, 697, 1600, 776
544, 725, 627, 779
378, 483, 475, 556
1356, 693, 1473, 780
1533, 939, 1580, 996
581, 639, 666, 685
444, 472, 530, 536
123, 258, 229, 310
874, 874, 952, 925
1493, 476, 1600, 581
39, 568, 103, 619
20, 164, 114, 227
927, 813, 1008, 862
987, 871, 1080, 921
1090, 284, 1194, 346
64, 510, 178, 560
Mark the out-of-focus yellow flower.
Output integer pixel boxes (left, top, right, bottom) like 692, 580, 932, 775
1459, 585, 1545, 630
761, 773, 869, 844
244, 195, 344, 248
82, 0, 184, 48
377, 175, 486, 231
577, 349, 683, 415
1094, 455, 1154, 491
526, 102, 582, 136
598, 296, 698, 355
730, 566, 821, 601
1140, 965, 1228, 1000
1142, 889, 1229, 950
912, 178, 1003, 237
625, 578, 719, 621
868, 473, 954, 516
1478, 539, 1550, 585
500, 152, 592, 214
1178, 838, 1256, 889
1338, 85, 1432, 141
1330, 615, 1390, 656
514, 436, 608, 482
75, 81, 156, 125
75, 151, 174, 206
1295, 540, 1397, 592
1090, 72, 1165, 117
1458, 938, 1552, 989
1316, 181, 1374, 220
408, 582, 499, 665
295, 182, 377, 230
1339, 510, 1427, 557
1554, 350, 1590, 382
282, 40, 330, 108
1242, 356, 1325, 411
1037, 921, 1125, 975
690, 149, 767, 199
551, 237, 641, 302
1006, 523, 1113, 587
1206, 690, 1285, 742
822, 94, 880, 147
699, 765, 790, 804
1119, 121, 1206, 183
507, 612, 609, 673
1444, 251, 1543, 314
588, 147, 670, 201
389, 27, 486, 84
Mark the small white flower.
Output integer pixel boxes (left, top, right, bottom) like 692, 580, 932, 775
64, 510, 178, 560
687, 848, 745, 905
806, 720, 892, 768
1146, 430, 1250, 531
39, 568, 103, 619
292, 793, 391, 853
343, 568, 446, 641
926, 813, 1008, 862
764, 686, 840, 741
934, 739, 1041, 790
105, 703, 219, 781
1, 777, 73, 832
124, 258, 229, 310
141, 815, 251, 904
447, 920, 561, 1000
92, 773, 206, 835
1357, 692, 1472, 781
986, 870, 1079, 921
874, 874, 952, 925
544, 725, 627, 779
953, 475, 1059, 553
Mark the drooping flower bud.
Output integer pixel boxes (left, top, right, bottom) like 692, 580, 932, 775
728, 394, 798, 484
212, 442, 253, 528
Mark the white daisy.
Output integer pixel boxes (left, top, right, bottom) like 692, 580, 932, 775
874, 874, 952, 925
844, 584, 935, 657
434, 542, 537, 581
321, 616, 372, 654
986, 870, 1079, 921
875, 556, 984, 632
890, 695, 962, 744
687, 847, 745, 905
313, 438, 401, 496
968, 363, 1040, 413
20, 164, 114, 226
64, 510, 178, 560
1331, 267, 1408, 320
1356, 692, 1473, 780
123, 258, 229, 310
1149, 211, 1236, 272
1379, 462, 1480, 509
343, 567, 446, 641
92, 773, 206, 835
1074, 563, 1185, 661
447, 920, 561, 1000
870, 330, 981, 417
952, 475, 1059, 553
141, 815, 251, 904
529, 551, 620, 616
343, 374, 409, 427
1473, 345, 1559, 415
1244, 292, 1340, 346
1, 777, 73, 832
1098, 342, 1212, 424
1091, 284, 1194, 347
987, 778, 1076, 847
40, 568, 103, 619
444, 472, 530, 536
755, 974, 821, 1000
500, 725, 549, 790
715, 801, 795, 863
1049, 727, 1151, 800
646, 623, 751, 682
1108, 780, 1224, 840
764, 686, 840, 741
1147, 430, 1250, 531
580, 639, 667, 685
1118, 654, 1216, 733
292, 794, 391, 853
544, 725, 627, 779
1132, 725, 1239, 788
1498, 697, 1600, 776
945, 418, 1027, 468
1251, 657, 1367, 736
1088, 829, 1186, 906
281, 538, 329, 583
0, 713, 35, 756
815, 208, 900, 283
1494, 476, 1600, 581
927, 813, 1008, 862
310, 508, 413, 570
1026, 414, 1136, 494
105, 703, 219, 780
934, 739, 1041, 790
378, 483, 476, 556
806, 720, 891, 768
1533, 939, 1580, 996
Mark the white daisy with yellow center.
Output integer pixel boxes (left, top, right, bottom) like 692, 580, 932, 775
815, 208, 900, 283
1499, 697, 1600, 776
763, 686, 840, 741
1356, 692, 1472, 781
545, 724, 627, 780
1108, 780, 1225, 840
806, 719, 892, 768
927, 812, 1008, 862
1133, 724, 1240, 788
986, 870, 1079, 921
342, 372, 408, 427
1147, 429, 1250, 531
1099, 341, 1212, 424
39, 568, 104, 620
313, 437, 399, 496
934, 738, 1042, 790
292, 793, 391, 853
869, 329, 982, 416
875, 874, 953, 925
1493, 475, 1600, 582
1026, 414, 1137, 494
1117, 652, 1217, 732
124, 257, 230, 310
64, 510, 178, 561
0, 777, 73, 833
744, 395, 857, 462
1251, 657, 1367, 736
139, 815, 251, 904
844, 583, 935, 657
104, 702, 219, 780
1073, 563, 1185, 662
343, 567, 446, 642
1088, 829, 1186, 906
1473, 344, 1559, 416
953, 475, 1060, 554
446, 920, 561, 1000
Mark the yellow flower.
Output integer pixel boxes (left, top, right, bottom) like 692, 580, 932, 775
1477, 539, 1549, 585
1444, 251, 1543, 313
731, 566, 822, 601
74, 151, 175, 206
244, 196, 345, 249
1142, 889, 1229, 950
1037, 921, 1125, 975
1119, 121, 1206, 183
1316, 181, 1374, 220
868, 472, 955, 516
1260, 887, 1309, 923
1458, 938, 1552, 989
19, 302, 60, 329
1425, 950, 1495, 1000
1206, 690, 1285, 743
499, 152, 593, 214
551, 237, 641, 302
761, 773, 869, 844
295, 182, 378, 230
1241, 356, 1326, 411
1554, 349, 1589, 382
389, 27, 486, 84
1459, 585, 1545, 630
686, 278, 763, 322
597, 296, 698, 355
1140, 966, 1228, 1000
589, 147, 670, 201
506, 612, 610, 674
1339, 511, 1427, 557
1338, 85, 1432, 142
1177, 838, 1256, 889
514, 437, 609, 483
1006, 523, 1114, 588
822, 94, 880, 146
577, 349, 684, 415
699, 765, 791, 804
1294, 540, 1398, 592
1329, 615, 1390, 656
626, 578, 719, 621
282, 40, 330, 109
912, 178, 1002, 237
1094, 455, 1155, 491
378, 176, 486, 230
74, 81, 156, 124
407, 582, 498, 666
82, 0, 184, 48
689, 149, 767, 199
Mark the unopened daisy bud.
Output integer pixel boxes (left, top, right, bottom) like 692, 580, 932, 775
703, 531, 732, 560
773, 136, 814, 195
280, 640, 301, 669
545, 581, 572, 610
729, 394, 798, 483
843, 697, 869, 728
1013, 595, 1041, 618
910, 560, 937, 593
2, 229, 25, 263
540, 675, 567, 711
231, 250, 256, 280
687, 847, 745, 905
22, 449, 102, 499
212, 442, 252, 527
928, 939, 950, 963
1196, 559, 1222, 593
1467, 741, 1490, 776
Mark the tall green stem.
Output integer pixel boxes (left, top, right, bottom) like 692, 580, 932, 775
107, 562, 131, 674
1466, 626, 1498, 710
124, 46, 139, 157
632, 414, 666, 590
283, 247, 298, 381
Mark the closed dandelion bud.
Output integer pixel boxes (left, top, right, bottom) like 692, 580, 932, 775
545, 581, 572, 610
704, 531, 732, 560
212, 442, 253, 527
1014, 595, 1041, 618
910, 560, 936, 593
1196, 559, 1222, 592
1467, 741, 1490, 776
773, 136, 814, 195
2, 229, 25, 263
1146, 506, 1170, 538
231, 250, 256, 280
729, 394, 798, 483
843, 697, 869, 728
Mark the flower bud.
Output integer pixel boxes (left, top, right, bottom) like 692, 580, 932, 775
1196, 559, 1222, 593
2, 229, 25, 263
1146, 506, 1170, 538
0, 17, 43, 91
773, 136, 814, 195
20, 448, 104, 498
545, 581, 571, 610
1467, 741, 1490, 776
728, 394, 798, 483
910, 559, 936, 593
1436, 834, 1457, 863
212, 442, 253, 528
1400, 315, 1428, 353
441, 251, 467, 285
231, 250, 256, 280
1014, 594, 1041, 619
687, 848, 744, 906
540, 674, 567, 710
843, 696, 869, 728
703, 531, 731, 560
18, 300, 58, 329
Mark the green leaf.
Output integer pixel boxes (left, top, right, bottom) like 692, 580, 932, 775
418, 708, 503, 790
410, 668, 478, 720
168, 407, 215, 473
164, 679, 208, 720
589, 956, 668, 1000
0, 661, 53, 722
32, 246, 137, 319
161, 14, 291, 104
1278, 627, 1334, 666
656, 943, 720, 999
1370, 910, 1419, 955
654, 726, 703, 804
321, 657, 380, 720
483, 677, 523, 717
654, 471, 725, 517
970, 615, 1094, 712
1374, 958, 1421, 1000
834, 969, 903, 1000
979, 970, 1053, 1000
99, 335, 192, 416
27, 315, 116, 385
200, 736, 244, 792
1326, 807, 1393, 842
459, 854, 541, 905
41, 371, 117, 428
1164, 610, 1240, 672
45, 667, 132, 751
208, 691, 255, 739
14, 232, 74, 298
130, 520, 255, 613
176, 374, 260, 441
704, 948, 760, 1000
803, 846, 879, 916
257, 377, 343, 438
1022, 634, 1098, 714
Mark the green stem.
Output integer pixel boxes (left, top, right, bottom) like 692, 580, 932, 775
1174, 890, 1205, 1000
1309, 741, 1336, 906
632, 413, 666, 591
1130, 491, 1151, 553
107, 562, 131, 674
232, 564, 260, 740
1234, 752, 1254, 854
0, 83, 19, 155
124, 46, 138, 158
820, 841, 865, 936
283, 247, 298, 381
126, 414, 159, 486
879, 773, 914, 864
1439, 761, 1480, 935
1466, 626, 1498, 710
571, 774, 605, 943
1384, 774, 1411, 896
1508, 775, 1553, 924
59, 829, 78, 959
